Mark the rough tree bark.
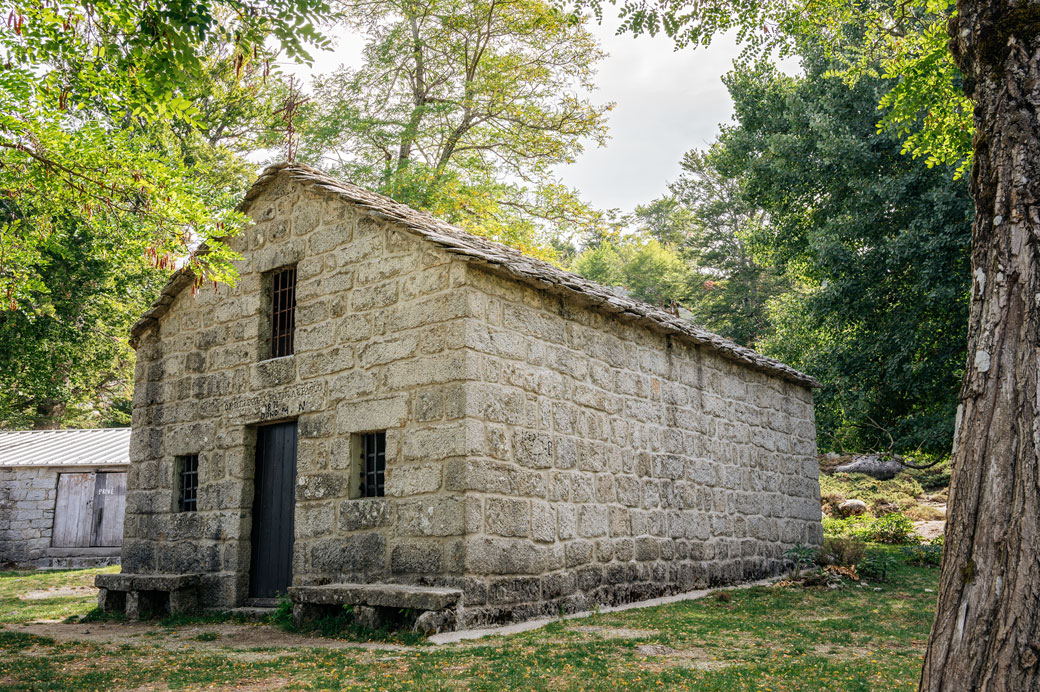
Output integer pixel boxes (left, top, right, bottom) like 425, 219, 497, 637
920, 4, 1040, 690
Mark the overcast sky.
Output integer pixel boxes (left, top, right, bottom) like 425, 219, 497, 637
279, 18, 749, 214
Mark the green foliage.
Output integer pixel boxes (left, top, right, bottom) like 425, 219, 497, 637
818, 537, 867, 568
900, 538, 944, 568
570, 235, 688, 306
716, 50, 972, 454
1, 0, 327, 307
0, 218, 166, 428
824, 513, 921, 545
819, 473, 926, 516
858, 549, 900, 582
635, 148, 790, 346
784, 543, 818, 578
300, 0, 612, 257
577, 0, 972, 176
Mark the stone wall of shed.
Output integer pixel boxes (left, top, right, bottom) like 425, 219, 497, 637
452, 265, 821, 626
124, 180, 474, 606
0, 467, 56, 566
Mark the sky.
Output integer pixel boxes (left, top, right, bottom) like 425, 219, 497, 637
278, 18, 750, 214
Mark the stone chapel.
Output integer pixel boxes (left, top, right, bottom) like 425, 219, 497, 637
96, 163, 822, 631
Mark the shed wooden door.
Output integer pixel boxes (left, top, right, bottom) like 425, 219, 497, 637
90, 472, 126, 546
52, 473, 94, 547
52, 472, 127, 548
249, 422, 298, 599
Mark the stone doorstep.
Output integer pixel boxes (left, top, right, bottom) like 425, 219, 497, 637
95, 573, 202, 592
288, 583, 463, 612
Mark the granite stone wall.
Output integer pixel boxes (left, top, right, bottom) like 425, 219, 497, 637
124, 173, 820, 620
0, 467, 56, 566
451, 266, 821, 626
125, 179, 473, 607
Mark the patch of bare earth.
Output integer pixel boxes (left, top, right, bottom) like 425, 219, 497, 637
633, 643, 730, 671
19, 586, 96, 600
3, 621, 408, 652
569, 626, 660, 639
121, 678, 292, 692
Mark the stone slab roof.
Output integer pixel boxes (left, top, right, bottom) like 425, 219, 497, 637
0, 428, 130, 468
130, 163, 819, 388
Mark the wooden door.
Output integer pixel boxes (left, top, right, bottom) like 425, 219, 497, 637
52, 473, 94, 547
249, 422, 298, 599
90, 472, 126, 547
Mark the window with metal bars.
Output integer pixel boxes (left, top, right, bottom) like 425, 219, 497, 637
359, 432, 386, 498
269, 266, 297, 358
177, 455, 199, 512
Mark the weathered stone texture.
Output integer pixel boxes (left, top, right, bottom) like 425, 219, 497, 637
453, 265, 820, 626
125, 182, 471, 606
122, 170, 820, 625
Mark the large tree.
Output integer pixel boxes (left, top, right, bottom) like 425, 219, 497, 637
1, 0, 328, 307
918, 5, 1040, 689
714, 55, 971, 454
637, 149, 789, 348
0, 29, 291, 428
300, 0, 612, 255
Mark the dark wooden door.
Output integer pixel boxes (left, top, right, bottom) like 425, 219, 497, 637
249, 422, 298, 599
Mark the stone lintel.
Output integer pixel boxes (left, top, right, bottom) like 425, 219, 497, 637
289, 583, 462, 611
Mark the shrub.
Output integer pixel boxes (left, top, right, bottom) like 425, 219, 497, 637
901, 537, 944, 567
785, 543, 818, 578
865, 513, 919, 544
823, 513, 921, 545
818, 537, 867, 567
858, 550, 899, 582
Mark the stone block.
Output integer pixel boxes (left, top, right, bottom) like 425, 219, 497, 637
385, 464, 441, 497
464, 537, 547, 575
578, 505, 608, 538
391, 543, 442, 574
310, 533, 385, 573
485, 497, 530, 538
339, 499, 392, 531
512, 430, 553, 469
397, 497, 464, 536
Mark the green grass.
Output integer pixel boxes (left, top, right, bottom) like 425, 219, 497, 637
0, 561, 938, 691
0, 566, 117, 624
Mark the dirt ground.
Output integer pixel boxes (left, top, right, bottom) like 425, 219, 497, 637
3, 620, 409, 652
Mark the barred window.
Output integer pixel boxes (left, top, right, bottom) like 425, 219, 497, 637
359, 432, 386, 498
269, 266, 297, 358
177, 455, 199, 512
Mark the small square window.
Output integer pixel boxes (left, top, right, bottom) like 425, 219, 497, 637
177, 455, 199, 512
269, 266, 297, 358
359, 432, 386, 498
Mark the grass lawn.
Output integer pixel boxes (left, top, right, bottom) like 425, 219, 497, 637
0, 559, 937, 691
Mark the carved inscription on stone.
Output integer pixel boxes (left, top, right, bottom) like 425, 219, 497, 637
223, 382, 325, 423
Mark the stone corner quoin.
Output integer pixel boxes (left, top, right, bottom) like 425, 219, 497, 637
121, 165, 822, 630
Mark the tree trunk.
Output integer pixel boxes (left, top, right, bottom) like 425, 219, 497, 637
920, 6, 1040, 690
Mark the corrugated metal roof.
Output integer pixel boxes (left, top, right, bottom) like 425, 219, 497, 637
0, 428, 130, 468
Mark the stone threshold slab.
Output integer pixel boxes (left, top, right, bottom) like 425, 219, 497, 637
289, 583, 462, 611
428, 578, 777, 645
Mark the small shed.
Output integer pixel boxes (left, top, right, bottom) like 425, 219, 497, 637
0, 428, 130, 568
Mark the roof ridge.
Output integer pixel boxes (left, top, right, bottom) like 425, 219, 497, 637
129, 164, 820, 389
